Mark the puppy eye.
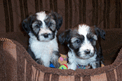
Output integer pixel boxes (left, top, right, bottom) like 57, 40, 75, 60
48, 22, 53, 27
89, 38, 93, 42
35, 21, 42, 28
36, 24, 40, 28
75, 39, 81, 44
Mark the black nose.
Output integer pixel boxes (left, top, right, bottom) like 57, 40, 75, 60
43, 34, 49, 38
85, 49, 90, 54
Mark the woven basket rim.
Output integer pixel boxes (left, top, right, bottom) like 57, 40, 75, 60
1, 37, 122, 76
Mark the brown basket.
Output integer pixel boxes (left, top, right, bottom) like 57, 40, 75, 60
0, 38, 122, 81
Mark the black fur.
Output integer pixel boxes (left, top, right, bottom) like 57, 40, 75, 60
95, 26, 106, 64
22, 11, 63, 36
22, 11, 63, 68
94, 26, 106, 67
94, 25, 106, 40
94, 26, 106, 66
27, 46, 36, 60
49, 11, 63, 30
59, 25, 106, 69
58, 29, 71, 44
22, 15, 37, 34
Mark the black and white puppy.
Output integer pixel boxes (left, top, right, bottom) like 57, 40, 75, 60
22, 11, 63, 68
59, 24, 105, 70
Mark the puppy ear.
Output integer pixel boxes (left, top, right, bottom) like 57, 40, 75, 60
58, 29, 71, 44
95, 26, 106, 40
22, 18, 30, 34
50, 11, 63, 30
22, 15, 36, 34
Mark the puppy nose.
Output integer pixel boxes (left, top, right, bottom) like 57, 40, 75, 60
85, 49, 90, 54
43, 33, 49, 38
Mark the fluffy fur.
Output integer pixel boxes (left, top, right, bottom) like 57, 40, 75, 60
59, 24, 105, 70
22, 11, 63, 68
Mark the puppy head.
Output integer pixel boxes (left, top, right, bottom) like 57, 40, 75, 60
22, 11, 63, 42
59, 24, 105, 59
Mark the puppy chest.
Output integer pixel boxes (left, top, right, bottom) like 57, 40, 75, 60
76, 56, 96, 65
30, 41, 58, 58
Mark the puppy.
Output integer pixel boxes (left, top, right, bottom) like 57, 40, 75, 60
58, 24, 105, 70
22, 11, 63, 68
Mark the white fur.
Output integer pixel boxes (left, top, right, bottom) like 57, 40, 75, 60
36, 11, 51, 35
68, 49, 97, 70
78, 25, 94, 58
29, 33, 58, 67
78, 24, 90, 35
67, 24, 98, 70
78, 24, 97, 40
38, 28, 53, 42
24, 11, 62, 68
36, 11, 47, 22
36, 11, 55, 41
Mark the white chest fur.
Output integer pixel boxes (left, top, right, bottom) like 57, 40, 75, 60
76, 54, 97, 65
29, 36, 58, 59
68, 51, 96, 64
68, 50, 97, 70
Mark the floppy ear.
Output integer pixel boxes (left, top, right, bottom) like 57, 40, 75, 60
22, 15, 36, 34
94, 26, 105, 63
50, 11, 63, 30
58, 29, 71, 44
22, 18, 30, 34
94, 26, 106, 40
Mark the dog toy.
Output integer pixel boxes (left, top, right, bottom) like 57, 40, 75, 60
58, 54, 67, 65
50, 63, 55, 68
59, 64, 68, 69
